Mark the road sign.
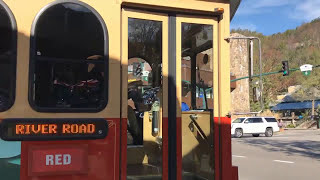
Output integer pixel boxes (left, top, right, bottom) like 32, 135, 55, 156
300, 64, 313, 71
303, 71, 311, 76
300, 64, 313, 76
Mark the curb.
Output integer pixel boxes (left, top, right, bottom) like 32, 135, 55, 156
284, 128, 319, 130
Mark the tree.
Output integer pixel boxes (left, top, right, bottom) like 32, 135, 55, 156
291, 75, 320, 121
233, 18, 320, 111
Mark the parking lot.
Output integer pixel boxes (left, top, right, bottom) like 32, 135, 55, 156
232, 130, 320, 180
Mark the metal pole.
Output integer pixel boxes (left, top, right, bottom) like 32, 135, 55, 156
191, 54, 197, 110
257, 38, 263, 112
249, 40, 254, 80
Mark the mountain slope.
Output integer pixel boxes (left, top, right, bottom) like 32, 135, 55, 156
232, 18, 320, 108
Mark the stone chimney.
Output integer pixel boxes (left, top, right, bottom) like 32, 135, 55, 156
230, 33, 250, 113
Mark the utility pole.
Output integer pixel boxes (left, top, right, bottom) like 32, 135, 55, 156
249, 40, 254, 81
312, 99, 315, 121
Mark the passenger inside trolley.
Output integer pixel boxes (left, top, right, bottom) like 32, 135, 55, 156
0, 0, 240, 179
52, 55, 104, 108
30, 3, 107, 110
127, 58, 162, 145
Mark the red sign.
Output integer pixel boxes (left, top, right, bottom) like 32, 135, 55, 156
28, 145, 88, 176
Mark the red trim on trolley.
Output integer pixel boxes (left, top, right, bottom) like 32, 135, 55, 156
21, 141, 28, 179
162, 117, 169, 180
176, 117, 182, 180
20, 118, 120, 180
221, 117, 233, 180
232, 166, 239, 180
120, 117, 169, 180
120, 118, 127, 180
115, 119, 121, 180
17, 116, 237, 180
214, 117, 220, 180
214, 117, 239, 180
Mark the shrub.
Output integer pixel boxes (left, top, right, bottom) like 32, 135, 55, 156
286, 123, 296, 128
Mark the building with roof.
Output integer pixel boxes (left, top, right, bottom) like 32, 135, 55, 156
271, 85, 320, 118
271, 100, 320, 117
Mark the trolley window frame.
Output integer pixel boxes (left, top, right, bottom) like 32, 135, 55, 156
0, 1, 17, 112
176, 15, 218, 180
28, 0, 109, 113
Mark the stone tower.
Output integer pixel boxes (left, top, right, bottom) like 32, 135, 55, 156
230, 33, 250, 114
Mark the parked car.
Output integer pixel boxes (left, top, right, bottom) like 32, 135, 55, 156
231, 117, 280, 138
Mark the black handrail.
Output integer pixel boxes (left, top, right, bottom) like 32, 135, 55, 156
189, 115, 210, 146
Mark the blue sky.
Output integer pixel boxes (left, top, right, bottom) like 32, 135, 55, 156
231, 0, 320, 35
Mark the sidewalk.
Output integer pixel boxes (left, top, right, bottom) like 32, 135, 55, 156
284, 127, 319, 130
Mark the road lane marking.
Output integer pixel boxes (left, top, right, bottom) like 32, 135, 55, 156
274, 137, 289, 139
232, 155, 246, 158
273, 160, 294, 164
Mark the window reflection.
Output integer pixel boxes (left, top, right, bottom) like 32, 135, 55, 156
181, 23, 214, 180
0, 4, 15, 111
31, 3, 107, 110
181, 23, 213, 111
0, 3, 20, 180
127, 18, 163, 179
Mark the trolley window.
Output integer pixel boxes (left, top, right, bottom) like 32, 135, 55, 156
0, 3, 16, 112
29, 2, 108, 112
181, 23, 213, 111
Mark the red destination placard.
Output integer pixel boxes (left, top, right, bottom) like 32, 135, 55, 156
28, 145, 88, 176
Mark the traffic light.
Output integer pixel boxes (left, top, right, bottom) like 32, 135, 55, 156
282, 61, 289, 76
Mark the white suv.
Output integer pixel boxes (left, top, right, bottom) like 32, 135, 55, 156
231, 117, 280, 138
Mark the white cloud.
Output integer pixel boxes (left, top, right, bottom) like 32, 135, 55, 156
236, 0, 292, 16
252, 0, 291, 8
231, 23, 257, 31
236, 8, 263, 16
236, 0, 320, 21
290, 0, 320, 21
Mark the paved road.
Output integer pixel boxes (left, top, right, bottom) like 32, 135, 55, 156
232, 130, 320, 180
